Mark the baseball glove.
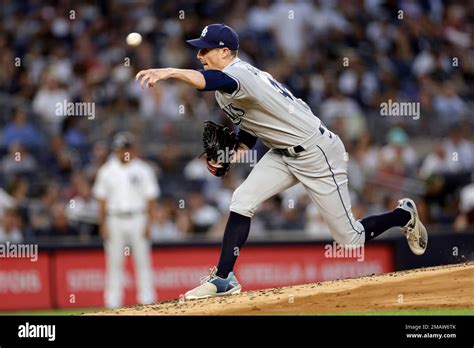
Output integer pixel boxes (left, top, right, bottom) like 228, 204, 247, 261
202, 120, 238, 177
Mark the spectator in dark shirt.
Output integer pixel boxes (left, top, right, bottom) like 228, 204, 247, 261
28, 183, 59, 238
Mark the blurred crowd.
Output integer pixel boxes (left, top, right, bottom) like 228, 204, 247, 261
0, 0, 473, 243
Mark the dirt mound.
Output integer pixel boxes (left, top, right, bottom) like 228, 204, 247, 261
93, 263, 474, 315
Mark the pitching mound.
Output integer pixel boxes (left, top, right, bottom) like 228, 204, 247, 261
93, 263, 474, 315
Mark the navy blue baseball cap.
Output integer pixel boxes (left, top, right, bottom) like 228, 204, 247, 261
187, 24, 239, 50
112, 131, 134, 150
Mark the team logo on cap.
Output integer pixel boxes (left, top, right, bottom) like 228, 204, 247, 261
201, 26, 208, 37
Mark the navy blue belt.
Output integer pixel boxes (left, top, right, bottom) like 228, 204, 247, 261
107, 210, 146, 218
274, 126, 332, 157
273, 145, 305, 157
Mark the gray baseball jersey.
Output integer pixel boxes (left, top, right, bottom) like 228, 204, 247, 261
215, 58, 321, 148
215, 57, 365, 247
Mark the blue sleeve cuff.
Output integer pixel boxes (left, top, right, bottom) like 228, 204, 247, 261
199, 70, 238, 94
237, 129, 258, 149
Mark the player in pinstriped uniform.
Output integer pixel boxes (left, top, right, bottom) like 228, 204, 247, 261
93, 132, 158, 308
136, 24, 428, 300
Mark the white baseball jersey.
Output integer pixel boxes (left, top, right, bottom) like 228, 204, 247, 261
92, 156, 159, 212
215, 57, 321, 148
93, 155, 158, 308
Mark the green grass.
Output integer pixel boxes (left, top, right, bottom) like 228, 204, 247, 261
0, 308, 103, 316
316, 308, 474, 316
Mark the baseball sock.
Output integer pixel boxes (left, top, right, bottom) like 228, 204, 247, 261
360, 208, 411, 241
216, 211, 251, 279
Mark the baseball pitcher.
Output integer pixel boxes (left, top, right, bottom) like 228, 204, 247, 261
136, 24, 428, 300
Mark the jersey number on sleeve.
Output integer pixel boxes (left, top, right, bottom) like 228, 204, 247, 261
267, 77, 294, 100
264, 73, 311, 111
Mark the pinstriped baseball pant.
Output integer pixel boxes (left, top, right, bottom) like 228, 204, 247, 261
104, 214, 156, 308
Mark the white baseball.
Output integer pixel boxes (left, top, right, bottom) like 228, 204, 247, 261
126, 32, 142, 46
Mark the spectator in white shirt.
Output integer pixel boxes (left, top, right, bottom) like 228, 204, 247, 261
442, 125, 474, 174
454, 175, 474, 232
0, 208, 23, 244
32, 73, 70, 135
67, 172, 99, 238
150, 202, 185, 241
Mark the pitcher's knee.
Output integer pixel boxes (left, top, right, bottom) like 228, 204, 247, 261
229, 186, 256, 218
333, 232, 364, 246
330, 220, 365, 246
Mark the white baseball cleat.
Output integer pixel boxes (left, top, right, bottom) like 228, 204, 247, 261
397, 198, 428, 255
184, 266, 242, 300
